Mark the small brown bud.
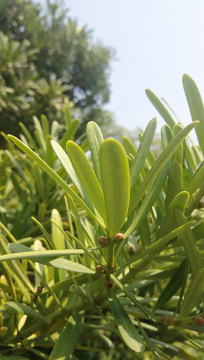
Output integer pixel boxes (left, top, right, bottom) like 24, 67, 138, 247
114, 233, 124, 243
37, 285, 44, 294
105, 279, 113, 288
195, 316, 204, 326
98, 236, 109, 247
95, 265, 105, 274
127, 245, 135, 255
31, 294, 37, 302
162, 315, 170, 325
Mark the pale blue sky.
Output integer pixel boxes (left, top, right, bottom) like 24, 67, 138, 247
64, 0, 204, 141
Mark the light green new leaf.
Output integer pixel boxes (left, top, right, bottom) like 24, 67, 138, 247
130, 118, 157, 192
107, 288, 145, 353
51, 140, 94, 212
145, 89, 175, 129
49, 315, 79, 360
99, 139, 130, 237
122, 137, 137, 157
66, 141, 106, 221
86, 121, 104, 185
4, 301, 50, 324
182, 74, 204, 156
51, 209, 65, 250
129, 121, 199, 214
177, 268, 204, 320
47, 258, 95, 274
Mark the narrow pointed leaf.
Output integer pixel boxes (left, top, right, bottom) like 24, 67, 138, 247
86, 121, 104, 185
129, 121, 199, 214
66, 141, 106, 221
154, 258, 188, 311
60, 119, 80, 149
122, 137, 137, 157
4, 301, 50, 323
183, 74, 204, 155
49, 315, 79, 360
174, 210, 203, 275
99, 139, 130, 237
177, 268, 204, 320
51, 209, 65, 250
7, 135, 105, 229
107, 288, 145, 353
130, 118, 157, 192
146, 89, 175, 129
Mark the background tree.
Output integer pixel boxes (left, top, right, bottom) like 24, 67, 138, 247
0, 0, 116, 141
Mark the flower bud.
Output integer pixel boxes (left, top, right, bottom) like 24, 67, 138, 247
114, 233, 124, 243
195, 316, 204, 326
95, 265, 105, 274
98, 236, 109, 247
105, 279, 113, 288
127, 245, 135, 255
37, 285, 44, 294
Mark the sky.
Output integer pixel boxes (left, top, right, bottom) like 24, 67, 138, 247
58, 1, 204, 140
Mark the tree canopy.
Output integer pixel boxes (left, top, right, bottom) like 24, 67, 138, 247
0, 0, 115, 139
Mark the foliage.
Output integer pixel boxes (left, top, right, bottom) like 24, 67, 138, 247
0, 0, 115, 141
1, 74, 204, 360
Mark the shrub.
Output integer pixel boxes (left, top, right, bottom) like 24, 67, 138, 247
0, 74, 204, 359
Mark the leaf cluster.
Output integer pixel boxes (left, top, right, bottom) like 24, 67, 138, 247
1, 74, 204, 359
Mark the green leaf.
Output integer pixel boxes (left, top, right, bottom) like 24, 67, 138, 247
51, 209, 65, 250
182, 74, 204, 156
110, 274, 157, 321
70, 284, 93, 302
145, 89, 175, 129
138, 320, 163, 360
49, 315, 79, 360
107, 288, 145, 353
187, 162, 204, 194
47, 258, 95, 274
177, 268, 204, 320
130, 118, 157, 194
4, 301, 50, 323
60, 119, 80, 149
125, 161, 170, 238
0, 235, 34, 294
122, 137, 137, 157
165, 160, 183, 211
50, 140, 94, 212
86, 121, 104, 185
66, 141, 106, 221
7, 135, 105, 230
174, 209, 203, 275
154, 258, 188, 312
129, 121, 199, 214
99, 139, 130, 237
